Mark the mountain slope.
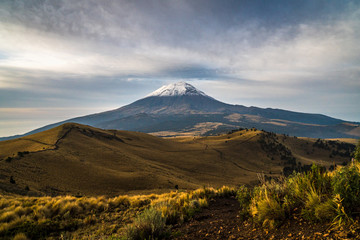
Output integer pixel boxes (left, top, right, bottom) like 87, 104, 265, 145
1, 82, 359, 140
0, 123, 354, 196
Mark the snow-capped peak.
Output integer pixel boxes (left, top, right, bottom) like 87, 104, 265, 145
145, 82, 210, 97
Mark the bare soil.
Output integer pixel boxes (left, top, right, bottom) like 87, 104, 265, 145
172, 197, 360, 240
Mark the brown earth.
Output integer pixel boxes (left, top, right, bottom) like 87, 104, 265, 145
172, 197, 360, 240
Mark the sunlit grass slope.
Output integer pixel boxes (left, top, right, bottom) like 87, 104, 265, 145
0, 123, 355, 196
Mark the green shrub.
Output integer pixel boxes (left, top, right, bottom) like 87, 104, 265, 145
304, 165, 331, 195
332, 163, 360, 216
287, 164, 332, 209
301, 185, 322, 221
250, 187, 286, 228
123, 208, 169, 240
314, 198, 337, 222
236, 186, 252, 219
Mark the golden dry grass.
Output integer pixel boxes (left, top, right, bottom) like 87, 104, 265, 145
0, 123, 355, 196
0, 186, 235, 239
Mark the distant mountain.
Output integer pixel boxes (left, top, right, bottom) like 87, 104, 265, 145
1, 82, 359, 140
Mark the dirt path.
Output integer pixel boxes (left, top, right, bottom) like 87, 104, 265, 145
172, 197, 243, 239
172, 197, 359, 240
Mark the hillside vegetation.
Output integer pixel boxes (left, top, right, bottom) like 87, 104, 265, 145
0, 123, 355, 196
0, 186, 234, 239
1, 158, 360, 239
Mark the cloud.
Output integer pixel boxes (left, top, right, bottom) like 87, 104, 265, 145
0, 0, 359, 136
1, 0, 359, 82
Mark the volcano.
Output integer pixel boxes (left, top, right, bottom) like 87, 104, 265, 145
1, 82, 359, 140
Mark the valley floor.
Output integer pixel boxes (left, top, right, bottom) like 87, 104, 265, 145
173, 197, 359, 240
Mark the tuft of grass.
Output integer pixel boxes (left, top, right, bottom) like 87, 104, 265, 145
301, 184, 322, 221
13, 233, 28, 240
250, 187, 286, 228
314, 198, 337, 222
122, 207, 169, 240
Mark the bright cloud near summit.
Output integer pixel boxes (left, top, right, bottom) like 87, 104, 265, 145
0, 0, 360, 137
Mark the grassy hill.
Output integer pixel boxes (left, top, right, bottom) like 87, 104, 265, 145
0, 123, 355, 197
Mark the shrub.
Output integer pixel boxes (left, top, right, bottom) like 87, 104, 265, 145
236, 186, 252, 219
314, 198, 337, 222
308, 165, 331, 194
301, 185, 322, 221
250, 187, 286, 228
249, 162, 360, 229
286, 164, 332, 210
332, 162, 360, 216
217, 186, 236, 197
158, 203, 182, 225
123, 208, 169, 240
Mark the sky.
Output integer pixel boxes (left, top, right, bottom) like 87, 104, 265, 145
1, 0, 360, 137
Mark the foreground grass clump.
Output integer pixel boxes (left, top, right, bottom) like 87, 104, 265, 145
0, 194, 134, 239
0, 186, 235, 239
122, 186, 236, 240
123, 207, 168, 240
237, 159, 360, 229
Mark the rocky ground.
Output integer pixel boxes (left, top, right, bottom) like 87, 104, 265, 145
172, 197, 360, 240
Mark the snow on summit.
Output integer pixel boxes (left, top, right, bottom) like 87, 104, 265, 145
146, 82, 209, 97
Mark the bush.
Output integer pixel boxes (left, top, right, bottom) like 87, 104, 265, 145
217, 186, 236, 197
236, 186, 252, 219
250, 187, 286, 228
158, 203, 182, 225
123, 208, 169, 240
287, 164, 332, 209
332, 163, 360, 216
314, 198, 337, 222
301, 185, 322, 221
